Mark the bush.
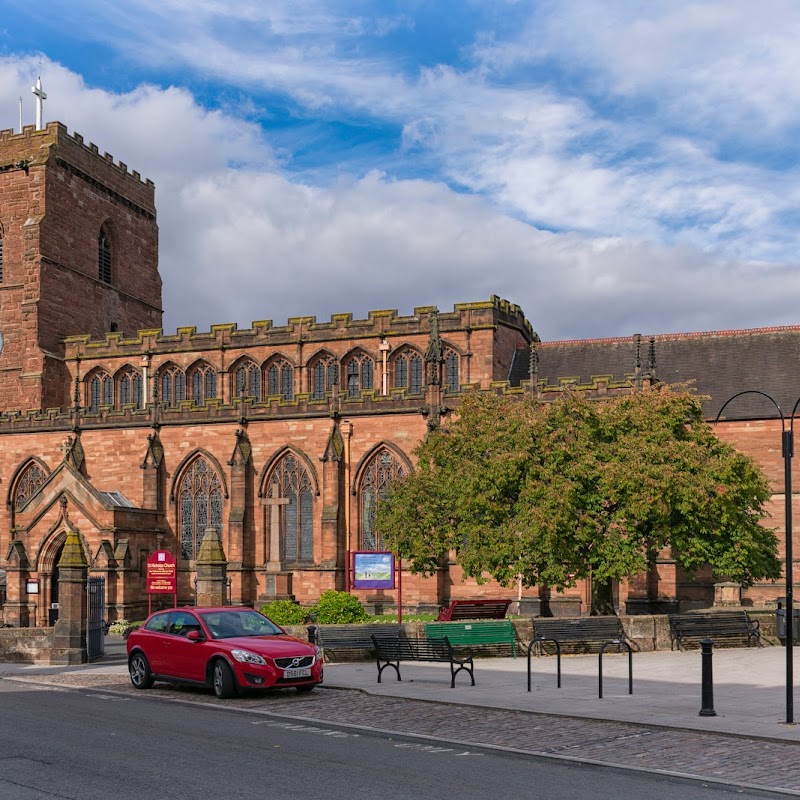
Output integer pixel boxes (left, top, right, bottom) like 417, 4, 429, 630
260, 600, 308, 627
312, 590, 369, 624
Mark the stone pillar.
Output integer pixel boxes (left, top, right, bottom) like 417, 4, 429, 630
3, 540, 32, 627
195, 526, 229, 607
51, 529, 88, 665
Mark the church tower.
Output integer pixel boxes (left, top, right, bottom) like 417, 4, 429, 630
0, 121, 162, 411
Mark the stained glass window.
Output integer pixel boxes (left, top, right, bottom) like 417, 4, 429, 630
395, 356, 408, 388
15, 462, 46, 510
266, 359, 294, 400
119, 369, 142, 408
98, 229, 112, 284
444, 351, 459, 392
360, 448, 405, 550
346, 354, 374, 398
160, 367, 186, 407
311, 358, 337, 399
235, 361, 261, 399
394, 351, 423, 393
178, 458, 223, 560
89, 372, 113, 410
189, 364, 216, 405
267, 454, 314, 563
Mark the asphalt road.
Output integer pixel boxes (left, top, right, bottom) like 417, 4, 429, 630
0, 681, 781, 800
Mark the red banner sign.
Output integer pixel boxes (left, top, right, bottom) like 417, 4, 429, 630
146, 550, 177, 594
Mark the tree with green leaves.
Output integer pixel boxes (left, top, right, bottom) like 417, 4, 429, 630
375, 388, 780, 612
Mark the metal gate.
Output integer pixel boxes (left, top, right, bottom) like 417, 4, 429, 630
87, 577, 105, 661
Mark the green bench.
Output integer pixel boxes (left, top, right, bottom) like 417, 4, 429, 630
425, 620, 519, 658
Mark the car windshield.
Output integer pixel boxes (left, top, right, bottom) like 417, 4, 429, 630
200, 610, 285, 639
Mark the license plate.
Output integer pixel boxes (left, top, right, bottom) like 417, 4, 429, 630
284, 667, 312, 679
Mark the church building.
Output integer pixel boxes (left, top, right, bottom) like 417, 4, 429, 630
0, 121, 794, 626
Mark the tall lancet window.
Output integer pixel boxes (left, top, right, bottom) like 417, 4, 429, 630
360, 448, 405, 550
178, 458, 223, 560
444, 350, 459, 392
98, 228, 112, 284
266, 454, 314, 563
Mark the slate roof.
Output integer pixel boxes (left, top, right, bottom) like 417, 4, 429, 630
516, 326, 800, 422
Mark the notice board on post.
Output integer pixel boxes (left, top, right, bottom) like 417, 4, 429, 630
146, 551, 177, 612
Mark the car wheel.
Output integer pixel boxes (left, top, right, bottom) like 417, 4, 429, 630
129, 652, 154, 690
296, 684, 315, 693
212, 659, 237, 699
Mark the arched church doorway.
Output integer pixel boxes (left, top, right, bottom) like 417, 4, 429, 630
49, 543, 64, 625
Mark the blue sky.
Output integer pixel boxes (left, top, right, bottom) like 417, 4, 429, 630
2, 1, 800, 340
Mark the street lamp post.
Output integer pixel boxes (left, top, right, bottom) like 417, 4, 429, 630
715, 390, 795, 725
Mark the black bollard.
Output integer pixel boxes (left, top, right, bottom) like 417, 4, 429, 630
699, 638, 717, 717
307, 625, 317, 646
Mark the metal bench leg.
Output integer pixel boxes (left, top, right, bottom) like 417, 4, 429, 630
376, 659, 401, 683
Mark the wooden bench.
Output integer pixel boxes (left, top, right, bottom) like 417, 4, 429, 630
371, 633, 475, 688
667, 611, 761, 651
311, 623, 401, 660
436, 599, 512, 621
527, 616, 633, 699
425, 620, 519, 658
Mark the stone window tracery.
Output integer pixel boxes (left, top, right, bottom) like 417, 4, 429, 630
178, 458, 223, 560
310, 356, 338, 400
267, 454, 314, 563
14, 461, 47, 510
444, 349, 459, 392
360, 448, 405, 550
393, 350, 424, 394
160, 365, 186, 407
189, 363, 217, 405
266, 358, 294, 401
346, 353, 374, 398
119, 368, 143, 408
89, 371, 113, 410
234, 360, 261, 399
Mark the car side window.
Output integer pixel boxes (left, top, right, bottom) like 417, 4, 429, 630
167, 611, 203, 638
144, 613, 170, 633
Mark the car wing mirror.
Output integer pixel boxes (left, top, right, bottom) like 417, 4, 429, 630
187, 629, 204, 642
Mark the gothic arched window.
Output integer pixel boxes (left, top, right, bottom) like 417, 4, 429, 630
266, 359, 294, 400
310, 356, 338, 400
14, 461, 47, 510
360, 447, 405, 550
160, 365, 186, 407
189, 363, 217, 405
346, 353, 374, 398
234, 360, 261, 399
266, 454, 314, 563
444, 350, 460, 392
178, 458, 223, 560
393, 350, 424, 394
89, 371, 113, 410
98, 228, 112, 284
119, 368, 143, 408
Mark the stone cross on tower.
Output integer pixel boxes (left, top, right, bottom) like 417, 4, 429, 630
32, 76, 47, 131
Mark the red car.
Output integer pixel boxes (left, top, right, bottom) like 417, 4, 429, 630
126, 606, 323, 698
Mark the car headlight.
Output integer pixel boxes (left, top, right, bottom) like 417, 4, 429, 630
315, 646, 323, 661
231, 649, 267, 665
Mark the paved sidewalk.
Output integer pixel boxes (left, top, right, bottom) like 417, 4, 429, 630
3, 642, 800, 795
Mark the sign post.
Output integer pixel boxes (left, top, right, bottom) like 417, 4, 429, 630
351, 551, 401, 621
146, 550, 177, 615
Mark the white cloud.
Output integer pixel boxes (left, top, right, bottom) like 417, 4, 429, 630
2, 41, 800, 344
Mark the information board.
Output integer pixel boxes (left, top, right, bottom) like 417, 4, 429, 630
146, 550, 177, 594
352, 551, 395, 589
